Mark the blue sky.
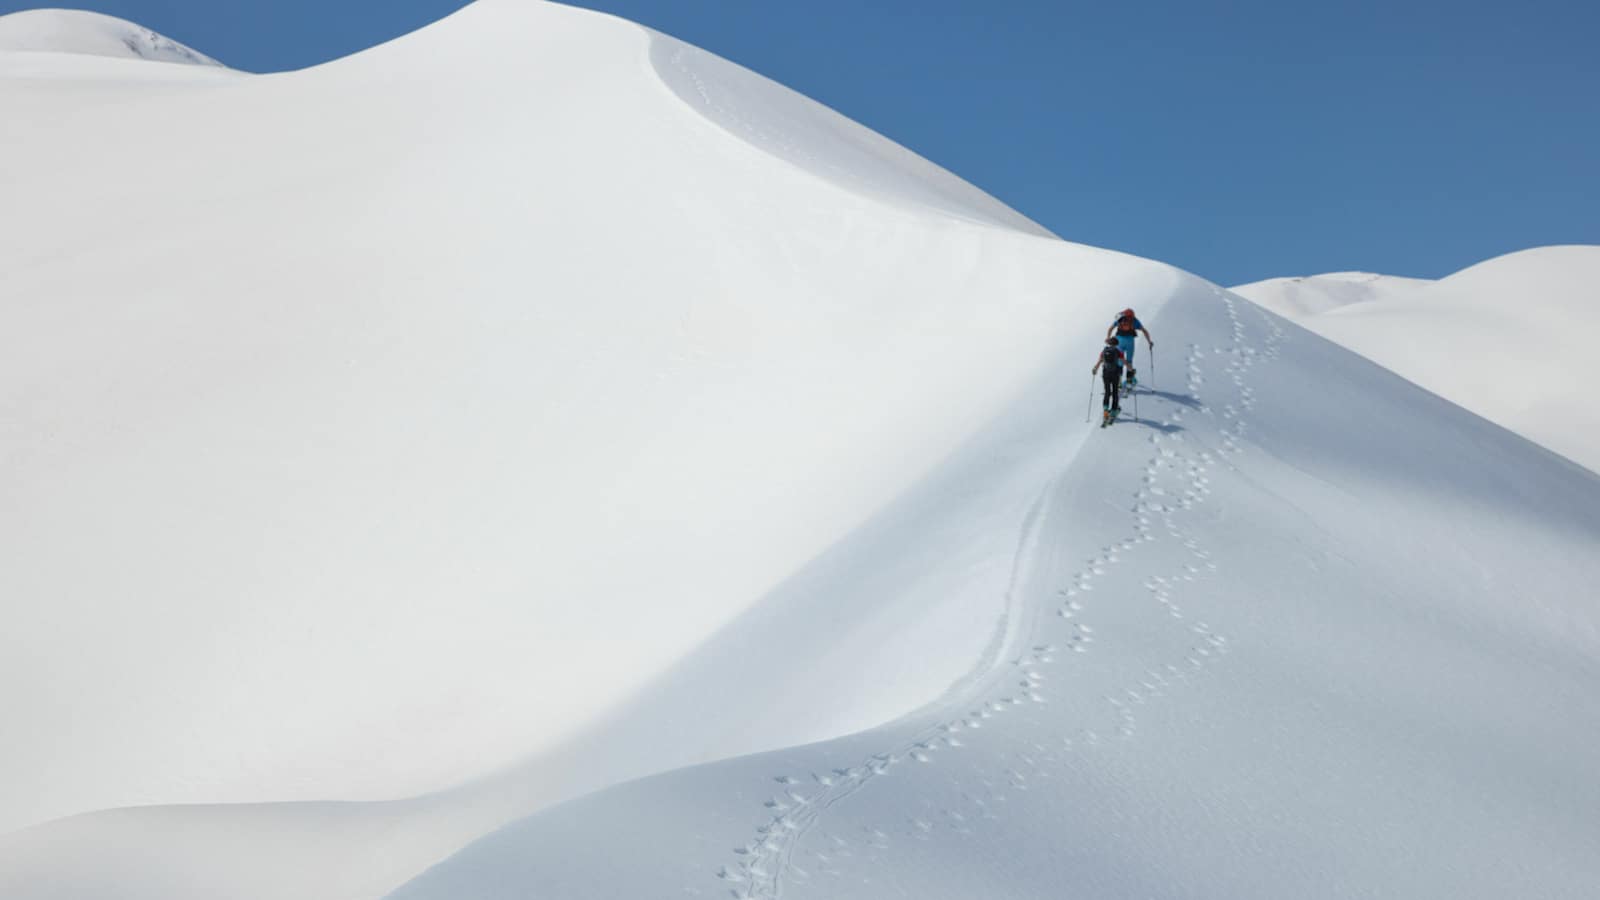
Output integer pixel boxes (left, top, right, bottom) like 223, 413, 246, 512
7, 0, 1596, 285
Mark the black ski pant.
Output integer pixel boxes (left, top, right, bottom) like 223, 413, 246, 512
1102, 368, 1122, 411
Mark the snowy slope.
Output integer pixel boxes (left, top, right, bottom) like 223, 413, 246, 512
1, 0, 1168, 880
390, 285, 1600, 900
1233, 246, 1600, 473
0, 9, 222, 66
4, 2, 1600, 900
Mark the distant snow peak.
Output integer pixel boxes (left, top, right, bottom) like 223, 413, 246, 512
114, 23, 214, 66
1230, 269, 1433, 318
1231, 245, 1600, 474
0, 8, 224, 67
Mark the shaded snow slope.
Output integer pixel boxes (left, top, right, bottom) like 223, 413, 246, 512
0, 277, 1158, 900
390, 284, 1600, 900
0, 9, 222, 66
1, 0, 1163, 852
1232, 246, 1600, 473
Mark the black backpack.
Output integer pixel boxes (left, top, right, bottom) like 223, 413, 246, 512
1101, 345, 1123, 368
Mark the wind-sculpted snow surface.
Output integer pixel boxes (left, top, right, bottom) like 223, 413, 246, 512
390, 281, 1600, 900
1233, 246, 1600, 474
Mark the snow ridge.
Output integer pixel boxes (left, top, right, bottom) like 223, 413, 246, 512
650, 38, 1053, 236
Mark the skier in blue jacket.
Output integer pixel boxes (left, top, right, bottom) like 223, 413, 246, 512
1106, 308, 1154, 389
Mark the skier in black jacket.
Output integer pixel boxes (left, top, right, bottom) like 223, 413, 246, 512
1091, 337, 1126, 426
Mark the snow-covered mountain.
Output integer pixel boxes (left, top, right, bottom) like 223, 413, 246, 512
1, 0, 1164, 869
0, 8, 222, 66
1233, 246, 1600, 474
3, 3, 1598, 900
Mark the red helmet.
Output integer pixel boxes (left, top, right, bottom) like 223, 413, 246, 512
1120, 308, 1135, 317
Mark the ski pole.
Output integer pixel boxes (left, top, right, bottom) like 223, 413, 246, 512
1085, 373, 1096, 424
1150, 343, 1156, 391
1133, 380, 1139, 423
